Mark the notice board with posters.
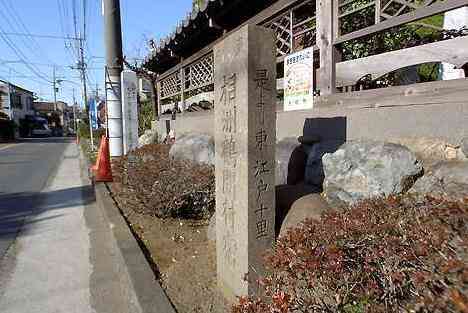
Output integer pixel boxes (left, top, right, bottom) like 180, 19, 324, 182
284, 47, 314, 111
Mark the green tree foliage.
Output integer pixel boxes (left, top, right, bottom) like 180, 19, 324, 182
138, 100, 153, 136
192, 0, 206, 11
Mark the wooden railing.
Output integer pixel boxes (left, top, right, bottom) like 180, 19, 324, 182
156, 0, 468, 115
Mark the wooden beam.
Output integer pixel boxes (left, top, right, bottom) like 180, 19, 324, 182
317, 0, 337, 95
315, 78, 468, 109
335, 0, 468, 44
289, 9, 294, 53
180, 67, 185, 110
334, 36, 468, 86
375, 0, 381, 24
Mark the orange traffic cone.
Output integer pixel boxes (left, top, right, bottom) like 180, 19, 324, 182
91, 135, 105, 172
94, 135, 113, 182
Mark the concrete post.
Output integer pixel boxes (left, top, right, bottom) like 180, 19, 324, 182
121, 70, 139, 154
104, 0, 124, 156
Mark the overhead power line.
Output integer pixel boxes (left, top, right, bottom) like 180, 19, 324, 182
0, 59, 72, 68
0, 59, 101, 70
1, 0, 54, 65
1, 63, 46, 85
0, 4, 51, 82
0, 31, 81, 41
0, 28, 51, 82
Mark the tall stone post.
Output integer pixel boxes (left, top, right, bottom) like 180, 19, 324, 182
214, 24, 276, 300
121, 70, 139, 154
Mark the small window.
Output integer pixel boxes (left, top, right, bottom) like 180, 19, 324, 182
12, 94, 22, 109
26, 97, 33, 110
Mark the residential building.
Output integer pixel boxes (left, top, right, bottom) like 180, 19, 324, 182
33, 101, 71, 130
0, 80, 35, 125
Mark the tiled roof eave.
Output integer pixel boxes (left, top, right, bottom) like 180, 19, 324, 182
145, 0, 219, 65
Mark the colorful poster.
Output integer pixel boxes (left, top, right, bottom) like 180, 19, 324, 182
284, 47, 314, 111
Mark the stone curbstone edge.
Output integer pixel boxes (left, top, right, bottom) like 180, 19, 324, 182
94, 183, 177, 313
79, 144, 176, 313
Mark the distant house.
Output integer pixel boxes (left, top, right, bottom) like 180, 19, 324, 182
0, 80, 35, 125
33, 101, 71, 129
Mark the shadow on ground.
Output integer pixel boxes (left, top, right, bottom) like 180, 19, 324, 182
17, 137, 75, 144
0, 185, 95, 257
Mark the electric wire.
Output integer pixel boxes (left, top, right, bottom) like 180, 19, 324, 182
1, 0, 54, 65
0, 28, 51, 83
0, 9, 51, 81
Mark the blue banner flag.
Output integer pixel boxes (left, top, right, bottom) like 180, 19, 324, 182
89, 98, 98, 130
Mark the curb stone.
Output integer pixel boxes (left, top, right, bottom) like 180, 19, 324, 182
80, 145, 176, 313
94, 183, 177, 313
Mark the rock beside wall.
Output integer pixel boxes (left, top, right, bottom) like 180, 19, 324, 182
409, 161, 468, 201
303, 140, 344, 189
279, 194, 330, 237
169, 134, 215, 166
276, 138, 302, 186
322, 140, 423, 206
389, 137, 467, 165
138, 129, 159, 147
462, 137, 468, 158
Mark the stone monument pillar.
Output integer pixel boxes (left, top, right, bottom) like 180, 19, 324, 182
121, 70, 139, 154
214, 24, 276, 300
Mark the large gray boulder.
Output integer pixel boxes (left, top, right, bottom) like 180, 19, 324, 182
409, 161, 468, 201
169, 134, 215, 166
389, 137, 465, 166
276, 138, 301, 186
462, 137, 468, 158
322, 140, 423, 205
303, 140, 343, 188
279, 194, 330, 237
138, 129, 158, 147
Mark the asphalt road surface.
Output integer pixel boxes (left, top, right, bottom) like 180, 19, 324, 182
0, 138, 70, 258
0, 138, 147, 313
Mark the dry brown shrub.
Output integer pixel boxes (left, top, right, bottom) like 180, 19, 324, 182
233, 196, 468, 313
112, 144, 215, 220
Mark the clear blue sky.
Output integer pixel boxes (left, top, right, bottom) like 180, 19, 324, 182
0, 0, 191, 106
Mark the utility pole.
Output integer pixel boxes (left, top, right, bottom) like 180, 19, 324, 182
53, 65, 57, 112
95, 84, 100, 128
72, 88, 77, 133
77, 38, 93, 149
104, 0, 124, 157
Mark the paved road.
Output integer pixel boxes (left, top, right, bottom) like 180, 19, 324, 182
0, 138, 144, 313
0, 138, 70, 257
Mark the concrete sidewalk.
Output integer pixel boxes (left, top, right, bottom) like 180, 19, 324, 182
0, 143, 160, 313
